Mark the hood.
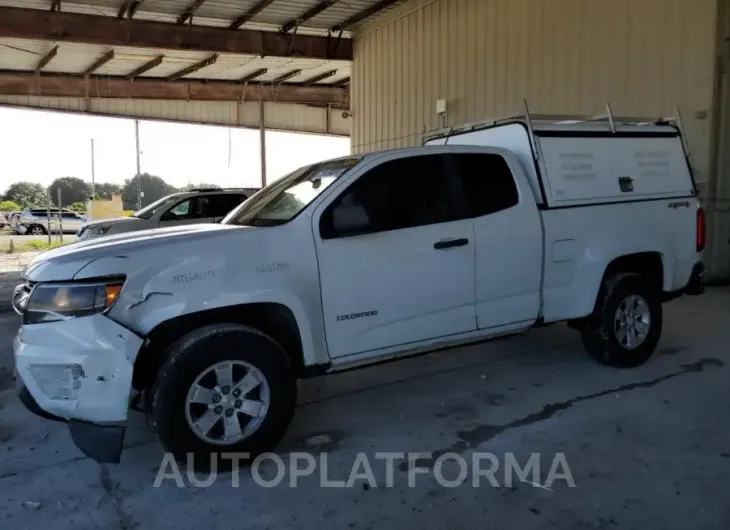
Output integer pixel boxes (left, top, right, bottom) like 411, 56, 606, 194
81, 216, 141, 229
24, 223, 243, 282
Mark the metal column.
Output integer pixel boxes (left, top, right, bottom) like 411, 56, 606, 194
259, 100, 267, 187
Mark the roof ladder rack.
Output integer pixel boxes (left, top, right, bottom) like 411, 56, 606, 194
523, 99, 541, 160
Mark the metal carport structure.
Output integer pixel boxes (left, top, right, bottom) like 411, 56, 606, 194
0, 0, 403, 183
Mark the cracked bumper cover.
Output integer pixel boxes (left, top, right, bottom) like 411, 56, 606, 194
13, 313, 143, 463
18, 382, 126, 463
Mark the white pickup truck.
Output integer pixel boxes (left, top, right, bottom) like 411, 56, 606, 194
12, 115, 705, 469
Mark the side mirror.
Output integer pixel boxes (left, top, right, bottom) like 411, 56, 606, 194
331, 203, 370, 237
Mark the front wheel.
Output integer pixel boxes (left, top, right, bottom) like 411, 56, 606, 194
149, 324, 297, 471
581, 273, 662, 368
29, 225, 46, 236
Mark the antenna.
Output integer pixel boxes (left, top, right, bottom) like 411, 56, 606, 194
605, 103, 616, 133
443, 126, 455, 145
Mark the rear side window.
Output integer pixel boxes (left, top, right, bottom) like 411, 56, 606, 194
209, 194, 246, 217
450, 153, 519, 217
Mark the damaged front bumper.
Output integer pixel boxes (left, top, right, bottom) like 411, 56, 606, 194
13, 314, 144, 463
17, 382, 126, 463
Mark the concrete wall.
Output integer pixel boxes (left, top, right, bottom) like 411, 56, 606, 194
352, 0, 730, 276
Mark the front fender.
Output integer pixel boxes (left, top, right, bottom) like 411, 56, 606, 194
87, 238, 326, 367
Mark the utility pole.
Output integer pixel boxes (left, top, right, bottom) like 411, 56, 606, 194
90, 138, 96, 199
57, 188, 63, 243
135, 119, 142, 210
259, 100, 267, 187
90, 138, 96, 220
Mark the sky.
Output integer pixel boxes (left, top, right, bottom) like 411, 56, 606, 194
0, 107, 351, 192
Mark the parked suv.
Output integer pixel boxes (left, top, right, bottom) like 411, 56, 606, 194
76, 188, 258, 241
16, 208, 85, 235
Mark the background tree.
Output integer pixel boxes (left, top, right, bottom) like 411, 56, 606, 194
48, 177, 91, 207
3, 181, 47, 208
121, 173, 177, 210
95, 182, 123, 200
69, 202, 87, 213
0, 200, 21, 212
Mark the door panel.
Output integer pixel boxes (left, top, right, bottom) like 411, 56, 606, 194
317, 221, 476, 358
315, 153, 477, 359
449, 153, 542, 329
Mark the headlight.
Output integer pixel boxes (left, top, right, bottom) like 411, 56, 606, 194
24, 278, 124, 325
86, 225, 111, 238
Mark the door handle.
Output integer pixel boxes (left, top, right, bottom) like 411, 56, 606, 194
433, 238, 469, 250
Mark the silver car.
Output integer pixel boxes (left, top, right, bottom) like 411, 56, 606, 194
76, 188, 258, 241
16, 208, 85, 236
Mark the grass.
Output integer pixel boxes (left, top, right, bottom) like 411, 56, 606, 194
1, 239, 69, 254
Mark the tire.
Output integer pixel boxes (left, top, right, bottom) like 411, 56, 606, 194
29, 225, 46, 235
149, 323, 297, 472
581, 272, 662, 368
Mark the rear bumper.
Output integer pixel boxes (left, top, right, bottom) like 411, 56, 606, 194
17, 382, 125, 463
684, 262, 705, 296
663, 262, 705, 302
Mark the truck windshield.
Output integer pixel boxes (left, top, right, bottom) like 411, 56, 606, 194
224, 157, 361, 227
133, 195, 180, 219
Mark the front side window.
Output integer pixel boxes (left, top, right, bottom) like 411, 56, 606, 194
320, 154, 457, 239
167, 199, 192, 218
162, 197, 213, 221
134, 195, 181, 220
225, 157, 362, 227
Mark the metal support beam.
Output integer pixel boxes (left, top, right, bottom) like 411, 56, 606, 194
281, 1, 340, 34
177, 0, 207, 25
117, 1, 130, 18
126, 55, 164, 80
83, 50, 115, 76
238, 68, 267, 84
35, 45, 59, 72
0, 6, 353, 61
166, 53, 217, 81
272, 69, 302, 83
230, 0, 276, 29
128, 0, 143, 18
0, 72, 350, 107
303, 69, 337, 85
330, 0, 399, 31
119, 0, 143, 18
331, 76, 350, 87
259, 100, 267, 187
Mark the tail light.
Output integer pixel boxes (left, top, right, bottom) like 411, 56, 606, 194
696, 206, 706, 253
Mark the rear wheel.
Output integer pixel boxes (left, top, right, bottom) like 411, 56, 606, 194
149, 324, 296, 471
581, 273, 662, 368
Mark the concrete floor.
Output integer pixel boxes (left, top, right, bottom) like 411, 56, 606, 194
0, 288, 729, 529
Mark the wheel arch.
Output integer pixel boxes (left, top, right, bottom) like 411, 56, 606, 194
132, 301, 310, 391
579, 251, 665, 324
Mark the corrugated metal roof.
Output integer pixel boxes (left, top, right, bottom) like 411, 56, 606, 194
0, 37, 350, 82
0, 0, 408, 32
